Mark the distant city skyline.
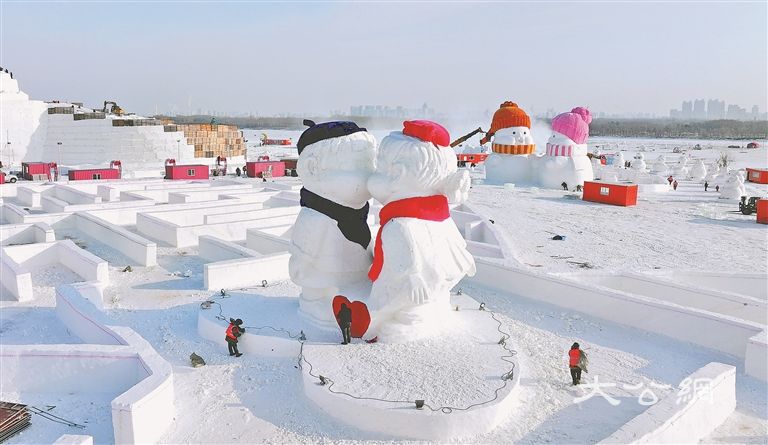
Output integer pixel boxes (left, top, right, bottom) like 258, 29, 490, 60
5, 2, 764, 119
670, 99, 766, 121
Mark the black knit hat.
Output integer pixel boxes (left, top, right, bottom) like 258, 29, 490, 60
297, 120, 367, 155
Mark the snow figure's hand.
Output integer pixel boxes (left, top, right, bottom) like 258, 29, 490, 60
407, 274, 430, 305
442, 169, 471, 204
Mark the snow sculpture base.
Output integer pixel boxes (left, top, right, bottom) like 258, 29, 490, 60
301, 292, 520, 440
484, 153, 534, 185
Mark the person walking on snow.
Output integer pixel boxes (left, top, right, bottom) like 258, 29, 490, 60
704, 181, 709, 191
716, 184, 720, 192
336, 303, 352, 345
673, 180, 678, 190
667, 175, 673, 185
569, 342, 586, 385
226, 318, 245, 357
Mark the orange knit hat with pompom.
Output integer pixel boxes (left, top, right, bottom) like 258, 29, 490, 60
489, 101, 530, 132
481, 102, 531, 145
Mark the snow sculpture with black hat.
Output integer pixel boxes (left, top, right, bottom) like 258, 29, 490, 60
366, 120, 476, 342
289, 120, 377, 326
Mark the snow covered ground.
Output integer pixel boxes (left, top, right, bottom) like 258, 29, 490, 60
0, 136, 766, 443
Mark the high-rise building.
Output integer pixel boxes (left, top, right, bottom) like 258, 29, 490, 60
726, 104, 747, 120
693, 99, 706, 119
681, 101, 693, 119
707, 99, 725, 120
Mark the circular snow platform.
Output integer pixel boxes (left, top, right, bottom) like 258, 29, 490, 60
300, 293, 520, 440
197, 292, 521, 440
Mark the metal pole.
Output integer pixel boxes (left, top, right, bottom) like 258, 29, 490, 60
57, 141, 62, 165
176, 139, 181, 161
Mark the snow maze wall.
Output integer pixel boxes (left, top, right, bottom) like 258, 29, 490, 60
0, 284, 174, 445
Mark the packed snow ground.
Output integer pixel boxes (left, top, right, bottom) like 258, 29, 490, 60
1, 136, 766, 443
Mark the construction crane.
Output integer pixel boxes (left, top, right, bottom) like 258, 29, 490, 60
102, 101, 124, 116
450, 127, 485, 148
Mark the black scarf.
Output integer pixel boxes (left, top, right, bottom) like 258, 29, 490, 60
299, 188, 371, 250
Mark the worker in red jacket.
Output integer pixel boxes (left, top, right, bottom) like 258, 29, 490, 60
226, 318, 245, 357
569, 342, 584, 385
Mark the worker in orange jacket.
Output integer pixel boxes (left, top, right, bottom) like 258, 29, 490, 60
226, 318, 245, 357
568, 342, 586, 385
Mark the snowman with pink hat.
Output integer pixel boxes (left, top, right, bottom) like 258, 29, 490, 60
537, 107, 595, 190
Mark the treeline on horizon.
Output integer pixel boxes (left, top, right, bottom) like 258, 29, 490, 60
158, 114, 768, 140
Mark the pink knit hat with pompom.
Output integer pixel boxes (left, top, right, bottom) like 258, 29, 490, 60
551, 107, 592, 145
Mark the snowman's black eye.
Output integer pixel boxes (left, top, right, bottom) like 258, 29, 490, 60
513, 131, 516, 134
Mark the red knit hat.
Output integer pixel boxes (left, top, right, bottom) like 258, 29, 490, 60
403, 120, 450, 147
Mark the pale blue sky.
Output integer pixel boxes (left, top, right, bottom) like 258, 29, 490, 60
2, 1, 766, 117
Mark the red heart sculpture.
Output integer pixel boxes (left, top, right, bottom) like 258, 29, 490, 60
332, 295, 371, 338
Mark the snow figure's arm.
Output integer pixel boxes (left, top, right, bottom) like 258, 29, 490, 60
380, 221, 430, 305
442, 169, 471, 204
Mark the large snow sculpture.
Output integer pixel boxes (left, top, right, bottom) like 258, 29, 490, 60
366, 120, 475, 342
688, 159, 707, 181
538, 107, 594, 189
482, 102, 536, 184
289, 121, 377, 326
631, 153, 648, 172
719, 171, 746, 200
650, 155, 669, 175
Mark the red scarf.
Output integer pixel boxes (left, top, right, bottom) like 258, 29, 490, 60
368, 195, 450, 281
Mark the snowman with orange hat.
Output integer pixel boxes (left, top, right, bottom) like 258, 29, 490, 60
537, 107, 595, 190
366, 120, 476, 342
481, 102, 537, 184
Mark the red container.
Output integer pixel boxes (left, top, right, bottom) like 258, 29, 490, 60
165, 164, 209, 180
67, 168, 120, 181
0, 172, 5, 185
757, 199, 768, 224
582, 181, 638, 206
746, 168, 768, 184
457, 153, 489, 165
280, 158, 298, 170
21, 162, 50, 180
246, 161, 285, 178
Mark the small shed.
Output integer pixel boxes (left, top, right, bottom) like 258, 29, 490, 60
21, 162, 50, 181
166, 164, 209, 180
582, 181, 638, 206
281, 158, 298, 170
746, 168, 768, 184
757, 200, 768, 224
246, 160, 285, 178
68, 167, 121, 181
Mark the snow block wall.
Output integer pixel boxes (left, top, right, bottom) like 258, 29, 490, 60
75, 213, 157, 266
53, 435, 94, 445
39, 113, 194, 167
204, 252, 291, 290
54, 284, 175, 444
0, 71, 47, 162
600, 362, 736, 444
467, 259, 767, 381
1, 240, 109, 301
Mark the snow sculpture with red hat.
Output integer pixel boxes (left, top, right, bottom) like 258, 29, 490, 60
537, 107, 595, 190
366, 120, 476, 342
289, 120, 377, 327
482, 102, 537, 184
